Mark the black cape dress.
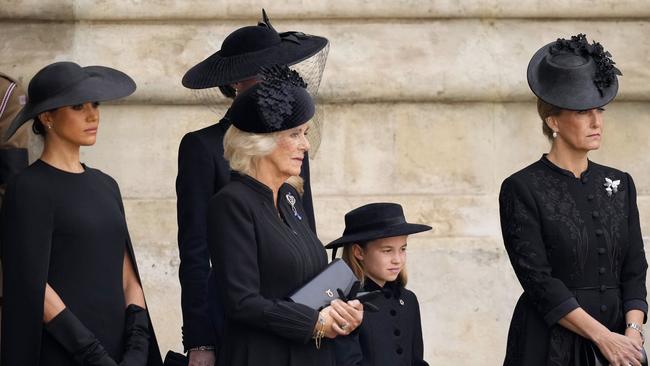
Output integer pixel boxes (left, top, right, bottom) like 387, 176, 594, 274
207, 172, 333, 366
0, 159, 162, 366
499, 155, 648, 366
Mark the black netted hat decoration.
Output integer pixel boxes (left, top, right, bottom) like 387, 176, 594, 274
527, 33, 622, 111
229, 64, 315, 133
549, 34, 622, 96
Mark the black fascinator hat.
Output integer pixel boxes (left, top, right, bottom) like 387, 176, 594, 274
4, 61, 136, 140
527, 34, 622, 110
228, 65, 315, 133
182, 9, 328, 89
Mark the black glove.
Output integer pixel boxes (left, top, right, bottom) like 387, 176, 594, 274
337, 282, 381, 312
45, 308, 118, 366
119, 304, 150, 366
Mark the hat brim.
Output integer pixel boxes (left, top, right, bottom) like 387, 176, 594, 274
4, 66, 135, 140
527, 41, 618, 111
325, 223, 432, 249
182, 35, 328, 89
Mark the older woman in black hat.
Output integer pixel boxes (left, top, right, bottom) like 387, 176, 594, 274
500, 34, 648, 366
175, 11, 328, 365
0, 62, 161, 366
206, 66, 363, 366
325, 202, 431, 366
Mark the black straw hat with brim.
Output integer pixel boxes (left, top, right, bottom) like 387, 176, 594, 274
4, 61, 136, 141
182, 9, 328, 89
228, 65, 315, 133
527, 34, 621, 111
325, 203, 432, 256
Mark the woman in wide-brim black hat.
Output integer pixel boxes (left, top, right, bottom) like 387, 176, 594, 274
174, 10, 328, 365
325, 202, 431, 366
0, 61, 162, 366
206, 65, 363, 366
500, 34, 648, 366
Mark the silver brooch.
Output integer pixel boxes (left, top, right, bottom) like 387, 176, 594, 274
604, 177, 620, 197
399, 299, 405, 306
285, 192, 302, 220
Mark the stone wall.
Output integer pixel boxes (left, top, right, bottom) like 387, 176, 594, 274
2, 1, 650, 363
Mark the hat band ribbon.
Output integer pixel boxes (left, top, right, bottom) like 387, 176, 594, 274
343, 216, 407, 236
280, 31, 308, 45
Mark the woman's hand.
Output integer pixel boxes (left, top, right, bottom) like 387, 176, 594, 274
326, 299, 363, 337
625, 327, 644, 349
595, 331, 644, 366
188, 349, 215, 366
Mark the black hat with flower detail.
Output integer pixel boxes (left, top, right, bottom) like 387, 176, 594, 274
228, 64, 315, 134
527, 34, 622, 111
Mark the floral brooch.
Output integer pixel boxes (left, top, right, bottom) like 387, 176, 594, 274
285, 192, 302, 220
604, 177, 620, 197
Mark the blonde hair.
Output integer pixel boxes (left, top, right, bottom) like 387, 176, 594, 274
341, 242, 408, 286
537, 98, 563, 141
223, 125, 304, 193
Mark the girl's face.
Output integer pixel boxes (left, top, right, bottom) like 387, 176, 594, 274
41, 102, 100, 146
263, 123, 310, 179
353, 235, 408, 287
548, 107, 604, 152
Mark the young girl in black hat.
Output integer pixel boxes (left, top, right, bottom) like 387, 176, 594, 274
1, 62, 161, 366
326, 202, 431, 366
500, 34, 647, 366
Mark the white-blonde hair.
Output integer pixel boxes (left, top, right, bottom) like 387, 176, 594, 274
223, 125, 304, 193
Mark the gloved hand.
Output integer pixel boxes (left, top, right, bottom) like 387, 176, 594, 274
45, 308, 118, 366
119, 304, 150, 366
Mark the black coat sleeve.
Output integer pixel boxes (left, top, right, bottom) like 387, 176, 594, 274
208, 192, 319, 344
332, 332, 363, 366
176, 132, 216, 348
299, 154, 316, 234
620, 173, 648, 319
0, 176, 53, 366
499, 176, 580, 326
410, 294, 428, 366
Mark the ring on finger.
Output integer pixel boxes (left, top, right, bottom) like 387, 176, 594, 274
340, 322, 348, 331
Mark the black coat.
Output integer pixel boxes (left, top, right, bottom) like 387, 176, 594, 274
0, 160, 161, 365
333, 279, 428, 366
175, 116, 316, 349
499, 155, 648, 366
207, 172, 333, 366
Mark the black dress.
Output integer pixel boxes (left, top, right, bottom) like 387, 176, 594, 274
176, 115, 316, 349
207, 172, 333, 366
0, 159, 161, 366
499, 155, 648, 366
332, 279, 428, 366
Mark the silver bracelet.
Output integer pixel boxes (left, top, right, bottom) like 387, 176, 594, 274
188, 345, 215, 353
626, 322, 644, 340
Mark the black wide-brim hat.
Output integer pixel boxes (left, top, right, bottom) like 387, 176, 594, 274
182, 10, 328, 89
4, 61, 136, 140
325, 203, 432, 250
527, 34, 621, 111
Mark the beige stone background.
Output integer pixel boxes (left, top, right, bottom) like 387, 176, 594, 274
3, 0, 650, 364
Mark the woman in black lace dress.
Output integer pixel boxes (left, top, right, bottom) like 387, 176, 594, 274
499, 34, 648, 366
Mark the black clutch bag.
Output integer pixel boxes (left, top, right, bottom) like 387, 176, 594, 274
584, 342, 647, 366
289, 259, 358, 310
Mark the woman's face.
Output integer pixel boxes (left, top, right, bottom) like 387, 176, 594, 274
264, 122, 310, 179
353, 235, 408, 286
549, 107, 604, 152
41, 102, 100, 146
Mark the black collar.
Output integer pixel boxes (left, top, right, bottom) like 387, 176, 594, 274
540, 154, 593, 180
364, 277, 402, 298
230, 172, 275, 203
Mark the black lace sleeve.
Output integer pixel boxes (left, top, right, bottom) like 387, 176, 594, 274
620, 173, 648, 320
499, 176, 580, 325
